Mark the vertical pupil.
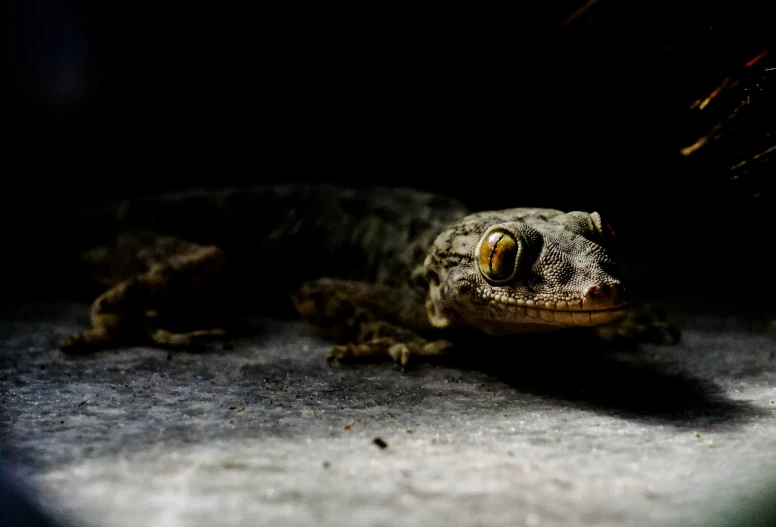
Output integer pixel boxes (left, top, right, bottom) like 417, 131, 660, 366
479, 229, 518, 281
488, 233, 503, 273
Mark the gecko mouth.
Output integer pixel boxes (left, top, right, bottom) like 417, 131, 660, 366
490, 301, 628, 326
486, 283, 629, 327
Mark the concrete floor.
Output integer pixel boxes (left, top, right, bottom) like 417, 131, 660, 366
1, 302, 775, 527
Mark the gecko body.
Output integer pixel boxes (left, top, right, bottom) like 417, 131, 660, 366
57, 184, 644, 364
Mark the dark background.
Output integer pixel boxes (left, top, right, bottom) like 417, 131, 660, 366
4, 0, 775, 307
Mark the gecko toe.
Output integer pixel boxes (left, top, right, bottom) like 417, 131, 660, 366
59, 328, 117, 353
388, 343, 411, 368
59, 334, 82, 353
327, 345, 350, 363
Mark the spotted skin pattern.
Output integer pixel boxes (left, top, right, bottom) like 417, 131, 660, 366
58, 185, 678, 364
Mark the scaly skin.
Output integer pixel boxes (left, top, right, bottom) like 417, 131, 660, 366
423, 207, 626, 335
55, 184, 666, 364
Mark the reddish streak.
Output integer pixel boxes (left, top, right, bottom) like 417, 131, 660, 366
560, 0, 600, 28
745, 49, 769, 67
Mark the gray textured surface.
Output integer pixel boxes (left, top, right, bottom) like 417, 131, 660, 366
1, 302, 775, 527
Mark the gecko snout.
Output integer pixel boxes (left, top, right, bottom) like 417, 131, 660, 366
583, 282, 628, 309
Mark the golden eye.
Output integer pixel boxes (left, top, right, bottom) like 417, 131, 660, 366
477, 228, 520, 282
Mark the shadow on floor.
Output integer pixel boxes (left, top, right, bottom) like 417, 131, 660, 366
436, 331, 765, 430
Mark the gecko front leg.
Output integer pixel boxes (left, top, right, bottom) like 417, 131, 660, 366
292, 278, 453, 368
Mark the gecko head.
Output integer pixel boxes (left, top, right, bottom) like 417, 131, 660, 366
423, 208, 628, 335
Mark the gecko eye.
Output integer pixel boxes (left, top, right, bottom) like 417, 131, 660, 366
476, 228, 522, 283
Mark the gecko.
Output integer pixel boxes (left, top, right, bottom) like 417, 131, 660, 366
56, 184, 676, 366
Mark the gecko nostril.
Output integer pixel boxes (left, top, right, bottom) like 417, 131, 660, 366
586, 283, 628, 304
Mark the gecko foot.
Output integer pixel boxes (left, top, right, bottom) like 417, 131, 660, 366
150, 328, 230, 350
294, 278, 454, 367
60, 327, 121, 353
61, 326, 232, 353
61, 235, 229, 353
594, 304, 681, 347
328, 338, 454, 368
